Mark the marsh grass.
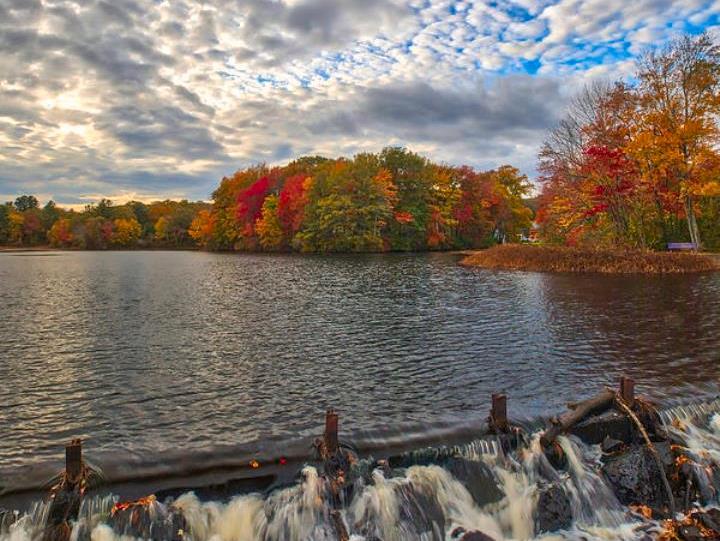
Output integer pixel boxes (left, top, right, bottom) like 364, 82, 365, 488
459, 244, 720, 274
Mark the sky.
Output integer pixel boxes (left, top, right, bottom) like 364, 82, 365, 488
1, 0, 719, 206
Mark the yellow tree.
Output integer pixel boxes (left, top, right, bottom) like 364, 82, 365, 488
112, 218, 142, 246
635, 33, 720, 248
7, 210, 24, 244
256, 195, 284, 250
188, 210, 216, 247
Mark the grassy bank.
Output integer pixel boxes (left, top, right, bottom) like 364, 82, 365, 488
460, 244, 720, 273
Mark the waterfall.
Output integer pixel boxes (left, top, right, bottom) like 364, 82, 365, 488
5, 403, 720, 541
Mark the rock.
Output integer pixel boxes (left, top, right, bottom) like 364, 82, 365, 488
0, 508, 18, 531
601, 442, 674, 510
677, 524, 703, 541
542, 441, 567, 471
697, 508, 720, 532
571, 411, 633, 445
686, 508, 720, 536
442, 457, 504, 508
451, 527, 495, 541
355, 482, 445, 540
395, 483, 445, 539
535, 483, 572, 533
601, 436, 625, 454
109, 498, 186, 541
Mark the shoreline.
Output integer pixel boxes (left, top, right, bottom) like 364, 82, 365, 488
460, 244, 720, 274
0, 245, 200, 253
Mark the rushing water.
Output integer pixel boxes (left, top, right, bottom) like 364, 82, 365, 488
3, 403, 720, 541
1, 250, 719, 471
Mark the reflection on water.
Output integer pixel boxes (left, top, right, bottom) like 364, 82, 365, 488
0, 251, 719, 468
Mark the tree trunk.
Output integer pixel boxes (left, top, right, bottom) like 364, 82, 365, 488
685, 195, 702, 250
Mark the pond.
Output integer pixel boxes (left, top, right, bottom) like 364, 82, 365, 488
1, 250, 719, 470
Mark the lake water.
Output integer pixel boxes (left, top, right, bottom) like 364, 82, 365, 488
1, 250, 719, 471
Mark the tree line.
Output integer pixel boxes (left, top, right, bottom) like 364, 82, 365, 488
0, 196, 209, 249
1, 149, 534, 252
537, 33, 720, 251
189, 147, 533, 252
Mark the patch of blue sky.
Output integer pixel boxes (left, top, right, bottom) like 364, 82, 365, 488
314, 68, 330, 81
520, 58, 542, 75
679, 12, 720, 35
503, 3, 533, 22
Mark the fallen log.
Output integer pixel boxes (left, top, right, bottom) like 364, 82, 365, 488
540, 389, 615, 447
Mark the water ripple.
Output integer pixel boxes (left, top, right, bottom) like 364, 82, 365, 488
1, 251, 719, 470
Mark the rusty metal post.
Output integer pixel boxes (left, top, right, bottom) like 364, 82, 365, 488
491, 393, 508, 432
620, 376, 635, 408
324, 409, 339, 454
66, 439, 83, 485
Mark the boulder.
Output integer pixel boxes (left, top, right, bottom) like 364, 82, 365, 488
677, 524, 704, 541
0, 508, 17, 531
535, 483, 572, 533
442, 457, 504, 508
696, 508, 720, 532
601, 435, 625, 455
571, 411, 633, 445
601, 442, 674, 511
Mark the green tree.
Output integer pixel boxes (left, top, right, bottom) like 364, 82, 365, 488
14, 195, 38, 212
0, 203, 11, 244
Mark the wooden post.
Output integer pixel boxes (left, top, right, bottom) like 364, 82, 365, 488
620, 376, 635, 408
325, 409, 339, 455
491, 394, 508, 432
65, 439, 83, 485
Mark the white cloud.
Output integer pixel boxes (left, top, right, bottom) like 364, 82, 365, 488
0, 0, 718, 203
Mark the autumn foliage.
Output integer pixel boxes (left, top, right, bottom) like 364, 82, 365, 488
1, 197, 210, 249
194, 148, 533, 252
538, 33, 720, 251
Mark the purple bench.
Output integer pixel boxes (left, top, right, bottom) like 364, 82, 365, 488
667, 242, 697, 251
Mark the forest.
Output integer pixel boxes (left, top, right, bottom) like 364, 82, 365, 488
190, 148, 533, 252
537, 33, 720, 252
0, 148, 533, 252
0, 196, 209, 249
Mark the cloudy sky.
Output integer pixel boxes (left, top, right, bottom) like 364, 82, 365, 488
1, 0, 719, 206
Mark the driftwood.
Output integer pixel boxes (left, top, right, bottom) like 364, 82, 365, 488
540, 389, 615, 447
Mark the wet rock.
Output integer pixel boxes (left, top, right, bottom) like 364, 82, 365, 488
677, 524, 704, 541
396, 483, 445, 539
696, 508, 720, 532
601, 442, 674, 510
571, 411, 633, 445
354, 482, 445, 541
450, 527, 496, 541
601, 436, 625, 454
109, 498, 186, 541
543, 441, 567, 471
442, 457, 504, 508
535, 483, 572, 533
0, 508, 18, 531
